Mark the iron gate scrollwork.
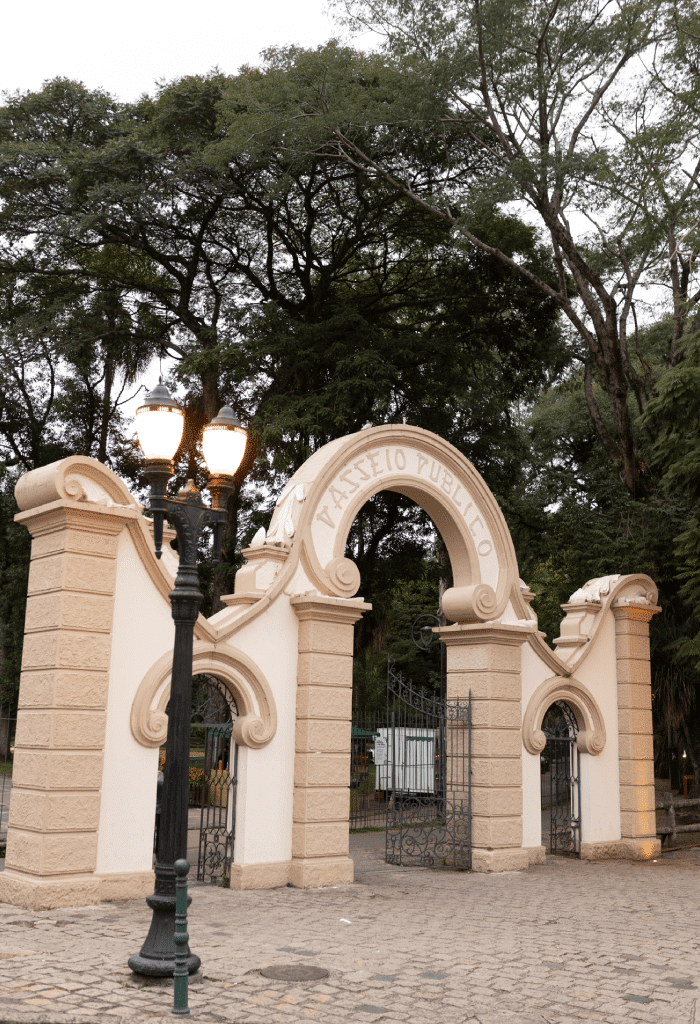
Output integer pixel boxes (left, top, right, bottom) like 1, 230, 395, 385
190, 677, 238, 885
197, 723, 237, 883
382, 661, 471, 870
541, 700, 581, 856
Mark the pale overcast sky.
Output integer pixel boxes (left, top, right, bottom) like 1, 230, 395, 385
3, 0, 369, 102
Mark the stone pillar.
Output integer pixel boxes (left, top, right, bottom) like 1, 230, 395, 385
290, 594, 370, 888
611, 601, 661, 859
439, 622, 538, 871
0, 503, 129, 909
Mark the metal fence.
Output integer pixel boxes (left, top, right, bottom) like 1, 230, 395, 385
0, 706, 16, 848
350, 711, 390, 830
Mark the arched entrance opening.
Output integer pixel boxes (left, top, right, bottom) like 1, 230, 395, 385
158, 675, 239, 886
349, 492, 449, 705
346, 490, 472, 869
541, 700, 581, 857
347, 492, 448, 831
240, 425, 548, 882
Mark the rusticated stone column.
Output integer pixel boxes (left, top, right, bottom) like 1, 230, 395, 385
612, 600, 661, 859
439, 622, 537, 871
290, 594, 370, 888
0, 503, 130, 909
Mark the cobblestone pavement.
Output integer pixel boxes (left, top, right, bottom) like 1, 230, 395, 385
1, 838, 699, 1024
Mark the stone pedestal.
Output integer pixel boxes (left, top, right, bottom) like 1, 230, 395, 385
290, 594, 370, 887
611, 601, 662, 860
439, 622, 539, 871
0, 502, 131, 909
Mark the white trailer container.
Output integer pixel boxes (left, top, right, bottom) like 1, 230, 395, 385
373, 727, 437, 794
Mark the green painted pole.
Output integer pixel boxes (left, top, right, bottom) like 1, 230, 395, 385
172, 859, 190, 1016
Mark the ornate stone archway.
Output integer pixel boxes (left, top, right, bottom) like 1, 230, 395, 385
0, 427, 661, 908
227, 425, 532, 626
219, 425, 543, 879
130, 643, 276, 751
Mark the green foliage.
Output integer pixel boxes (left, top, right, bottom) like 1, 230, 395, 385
304, 1, 700, 496
349, 493, 446, 712
1, 36, 699, 781
506, 337, 700, 783
0, 474, 30, 710
0, 67, 567, 704
644, 334, 700, 681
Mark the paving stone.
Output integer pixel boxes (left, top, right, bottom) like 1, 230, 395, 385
2, 845, 700, 1023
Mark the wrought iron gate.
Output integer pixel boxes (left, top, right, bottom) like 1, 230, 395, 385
156, 677, 238, 884
195, 722, 237, 883
541, 701, 581, 856
382, 661, 471, 869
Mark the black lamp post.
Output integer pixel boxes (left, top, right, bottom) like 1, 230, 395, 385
128, 384, 247, 977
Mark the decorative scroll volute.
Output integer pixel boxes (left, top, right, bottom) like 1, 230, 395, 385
442, 584, 498, 623
15, 454, 138, 511
322, 557, 361, 598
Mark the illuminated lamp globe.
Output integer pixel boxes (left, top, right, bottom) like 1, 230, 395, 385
135, 382, 184, 462
202, 406, 248, 478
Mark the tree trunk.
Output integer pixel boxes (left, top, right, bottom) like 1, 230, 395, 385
201, 366, 219, 423
98, 354, 114, 464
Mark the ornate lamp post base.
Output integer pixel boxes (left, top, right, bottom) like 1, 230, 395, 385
128, 892, 201, 977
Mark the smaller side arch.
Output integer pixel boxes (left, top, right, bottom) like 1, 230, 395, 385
523, 677, 606, 756
131, 642, 277, 750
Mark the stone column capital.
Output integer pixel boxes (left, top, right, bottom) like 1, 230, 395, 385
15, 499, 137, 539
291, 593, 371, 626
437, 621, 535, 648
611, 602, 661, 624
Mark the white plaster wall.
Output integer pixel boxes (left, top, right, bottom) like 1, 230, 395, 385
519, 614, 622, 849
97, 531, 300, 877
215, 596, 300, 867
520, 640, 554, 848
96, 528, 175, 875
570, 614, 621, 842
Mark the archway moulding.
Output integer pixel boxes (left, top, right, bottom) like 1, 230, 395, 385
218, 425, 539, 639
522, 676, 607, 756
130, 643, 277, 750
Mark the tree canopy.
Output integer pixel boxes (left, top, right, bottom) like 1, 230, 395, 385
0, 65, 566, 705
233, 6, 700, 497
1, 15, 699, 783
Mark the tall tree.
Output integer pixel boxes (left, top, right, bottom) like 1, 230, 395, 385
0, 69, 567, 488
0, 64, 568, 692
233, 14, 699, 495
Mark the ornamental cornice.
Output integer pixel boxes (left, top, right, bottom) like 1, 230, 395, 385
554, 573, 660, 668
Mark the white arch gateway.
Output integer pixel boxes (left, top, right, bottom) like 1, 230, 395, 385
1, 426, 660, 908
